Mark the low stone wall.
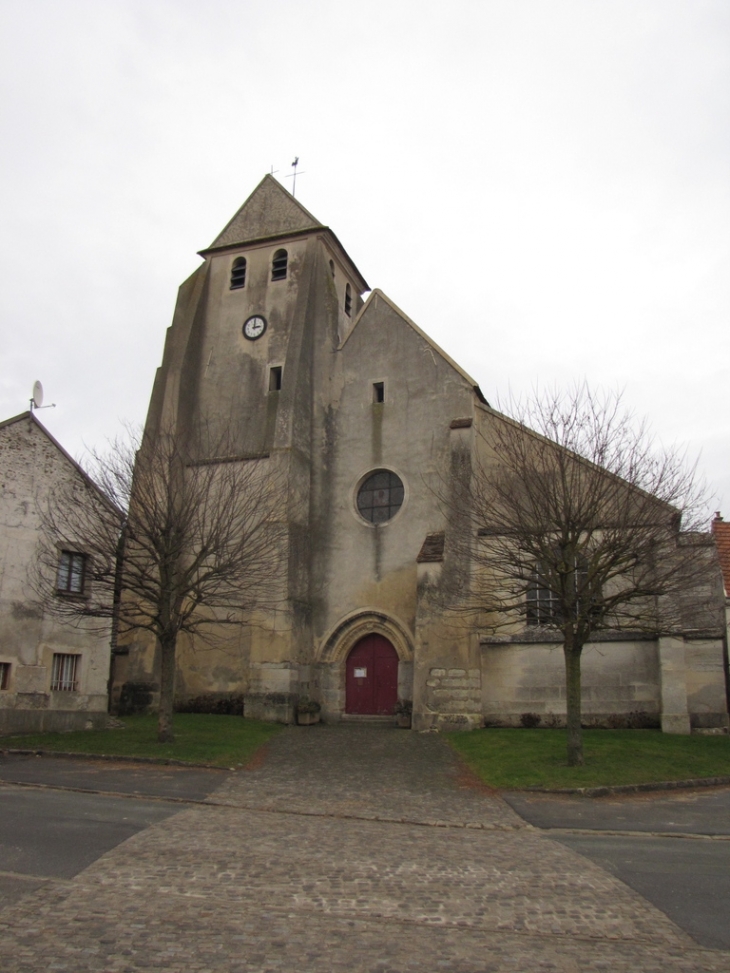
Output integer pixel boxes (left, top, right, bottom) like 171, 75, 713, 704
0, 707, 109, 736
481, 639, 662, 728
479, 636, 729, 731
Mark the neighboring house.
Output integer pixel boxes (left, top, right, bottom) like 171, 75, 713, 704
711, 512, 730, 717
0, 412, 116, 733
112, 175, 729, 733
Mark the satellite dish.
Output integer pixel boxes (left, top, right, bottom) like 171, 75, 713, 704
32, 381, 44, 409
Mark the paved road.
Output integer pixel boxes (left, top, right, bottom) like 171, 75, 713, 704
504, 787, 730, 951
555, 833, 730, 951
0, 752, 229, 801
0, 787, 176, 908
0, 755, 228, 910
503, 786, 730, 836
0, 728, 728, 972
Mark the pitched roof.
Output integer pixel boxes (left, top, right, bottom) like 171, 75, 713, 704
0, 411, 122, 518
417, 531, 445, 563
206, 174, 324, 251
343, 290, 488, 403
712, 514, 730, 595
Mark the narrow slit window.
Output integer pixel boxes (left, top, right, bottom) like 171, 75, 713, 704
269, 366, 282, 391
271, 249, 288, 281
329, 259, 335, 278
230, 257, 247, 289
373, 382, 385, 404
51, 653, 79, 692
344, 283, 352, 316
0, 663, 10, 690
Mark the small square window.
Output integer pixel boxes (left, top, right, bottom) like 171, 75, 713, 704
269, 366, 282, 391
51, 653, 79, 692
57, 551, 86, 594
373, 382, 385, 404
0, 663, 10, 690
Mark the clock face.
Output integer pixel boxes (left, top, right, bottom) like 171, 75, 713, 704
243, 315, 267, 340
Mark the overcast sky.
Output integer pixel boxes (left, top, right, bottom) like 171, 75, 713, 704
1, 0, 728, 512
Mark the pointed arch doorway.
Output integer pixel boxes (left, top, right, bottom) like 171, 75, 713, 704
345, 634, 399, 715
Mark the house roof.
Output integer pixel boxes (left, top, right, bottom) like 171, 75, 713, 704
712, 513, 730, 594
0, 411, 122, 518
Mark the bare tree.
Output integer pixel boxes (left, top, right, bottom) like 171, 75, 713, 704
447, 385, 718, 766
36, 426, 286, 742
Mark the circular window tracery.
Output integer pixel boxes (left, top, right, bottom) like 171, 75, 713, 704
356, 469, 405, 524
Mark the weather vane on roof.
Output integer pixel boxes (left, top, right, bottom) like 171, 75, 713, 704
285, 156, 305, 197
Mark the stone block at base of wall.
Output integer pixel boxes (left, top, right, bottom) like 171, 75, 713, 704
690, 712, 730, 729
115, 682, 158, 716
661, 713, 691, 734
175, 693, 244, 715
482, 710, 666, 729
0, 709, 109, 736
413, 711, 483, 732
244, 692, 296, 724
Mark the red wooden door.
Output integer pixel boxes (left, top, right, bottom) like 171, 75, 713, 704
346, 635, 399, 715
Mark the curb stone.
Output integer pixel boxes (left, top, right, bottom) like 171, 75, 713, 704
4, 750, 730, 795
521, 775, 730, 797
0, 748, 229, 770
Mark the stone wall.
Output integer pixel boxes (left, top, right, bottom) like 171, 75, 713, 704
480, 636, 728, 730
481, 639, 662, 727
424, 666, 481, 729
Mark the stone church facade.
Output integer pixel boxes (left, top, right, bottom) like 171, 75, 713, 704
113, 176, 729, 733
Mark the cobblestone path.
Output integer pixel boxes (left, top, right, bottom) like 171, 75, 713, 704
1, 725, 728, 972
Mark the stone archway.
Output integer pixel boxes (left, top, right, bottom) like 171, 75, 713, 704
319, 610, 413, 665
316, 610, 414, 718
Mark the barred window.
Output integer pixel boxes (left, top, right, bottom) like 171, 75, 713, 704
526, 557, 591, 626
51, 653, 79, 692
57, 551, 86, 594
230, 257, 247, 289
526, 575, 561, 625
357, 470, 405, 524
271, 248, 288, 281
0, 663, 10, 690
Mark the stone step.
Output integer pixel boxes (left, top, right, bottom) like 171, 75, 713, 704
339, 714, 395, 725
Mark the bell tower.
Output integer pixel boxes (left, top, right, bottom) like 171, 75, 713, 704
141, 175, 369, 720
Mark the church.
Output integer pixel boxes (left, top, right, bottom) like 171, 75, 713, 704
112, 176, 729, 733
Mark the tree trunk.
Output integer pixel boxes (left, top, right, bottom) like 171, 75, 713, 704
563, 641, 584, 766
157, 633, 177, 743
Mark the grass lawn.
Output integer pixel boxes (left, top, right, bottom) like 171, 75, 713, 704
449, 728, 730, 790
0, 714, 283, 769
